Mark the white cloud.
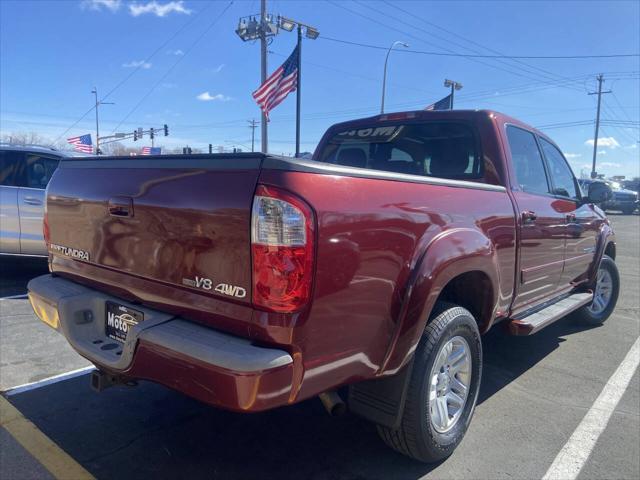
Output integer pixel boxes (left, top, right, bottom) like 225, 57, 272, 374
122, 60, 152, 69
196, 92, 231, 102
167, 49, 184, 56
584, 136, 620, 149
564, 153, 581, 159
624, 143, 638, 150
597, 150, 607, 155
129, 1, 192, 17
600, 162, 622, 168
81, 0, 121, 12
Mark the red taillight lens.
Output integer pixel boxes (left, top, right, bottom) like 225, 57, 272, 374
251, 185, 315, 313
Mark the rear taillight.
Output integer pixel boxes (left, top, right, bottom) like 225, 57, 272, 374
251, 185, 315, 313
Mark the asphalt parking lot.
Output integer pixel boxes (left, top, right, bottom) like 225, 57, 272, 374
1, 214, 638, 480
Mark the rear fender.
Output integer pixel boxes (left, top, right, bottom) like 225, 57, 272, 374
381, 227, 500, 375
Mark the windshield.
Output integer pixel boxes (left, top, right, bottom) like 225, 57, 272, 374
317, 122, 482, 181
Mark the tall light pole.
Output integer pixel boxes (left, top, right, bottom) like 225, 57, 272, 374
91, 87, 114, 155
236, 1, 278, 153
444, 79, 463, 110
381, 41, 409, 114
259, 0, 268, 153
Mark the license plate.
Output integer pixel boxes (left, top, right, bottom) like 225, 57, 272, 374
105, 302, 143, 343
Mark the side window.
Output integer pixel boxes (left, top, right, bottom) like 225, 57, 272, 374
506, 126, 550, 195
539, 138, 580, 199
0, 151, 22, 186
24, 155, 60, 189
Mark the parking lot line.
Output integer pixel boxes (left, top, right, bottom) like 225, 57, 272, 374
4, 366, 95, 397
0, 396, 95, 480
0, 293, 28, 300
543, 335, 640, 480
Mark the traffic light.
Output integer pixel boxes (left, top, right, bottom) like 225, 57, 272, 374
163, 124, 169, 136
150, 128, 154, 139
133, 130, 137, 141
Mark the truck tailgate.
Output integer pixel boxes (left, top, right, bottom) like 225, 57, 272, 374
46, 156, 262, 307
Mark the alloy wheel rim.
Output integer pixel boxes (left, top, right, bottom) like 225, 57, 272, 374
588, 267, 613, 315
428, 336, 472, 433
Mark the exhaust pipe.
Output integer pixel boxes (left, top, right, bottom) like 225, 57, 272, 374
319, 390, 346, 416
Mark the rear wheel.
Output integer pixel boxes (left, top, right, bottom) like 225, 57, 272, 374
377, 302, 482, 463
574, 255, 619, 326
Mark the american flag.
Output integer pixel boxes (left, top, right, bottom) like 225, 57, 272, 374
141, 147, 161, 155
67, 134, 93, 153
252, 45, 299, 120
425, 94, 452, 111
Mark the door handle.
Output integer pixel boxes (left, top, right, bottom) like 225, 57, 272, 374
23, 197, 43, 206
521, 210, 537, 224
108, 197, 134, 217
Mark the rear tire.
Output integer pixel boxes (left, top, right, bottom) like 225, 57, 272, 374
573, 255, 619, 326
377, 302, 482, 463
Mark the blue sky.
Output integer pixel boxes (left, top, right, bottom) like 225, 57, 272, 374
1, 0, 638, 178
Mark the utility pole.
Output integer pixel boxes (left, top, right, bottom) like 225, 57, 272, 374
91, 87, 114, 155
588, 74, 612, 178
444, 79, 463, 110
248, 119, 258, 152
260, 0, 268, 154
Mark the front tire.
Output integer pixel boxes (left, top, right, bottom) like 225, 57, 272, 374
377, 302, 482, 463
574, 255, 619, 326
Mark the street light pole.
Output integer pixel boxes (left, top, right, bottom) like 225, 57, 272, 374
91, 87, 114, 155
443, 79, 463, 110
381, 41, 409, 114
260, 0, 268, 153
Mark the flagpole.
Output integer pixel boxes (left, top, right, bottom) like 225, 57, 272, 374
295, 25, 301, 158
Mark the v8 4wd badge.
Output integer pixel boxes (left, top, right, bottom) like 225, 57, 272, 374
182, 276, 246, 298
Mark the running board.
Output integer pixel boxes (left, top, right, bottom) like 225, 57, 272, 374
508, 292, 593, 336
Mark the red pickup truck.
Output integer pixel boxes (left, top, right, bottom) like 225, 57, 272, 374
28, 110, 618, 463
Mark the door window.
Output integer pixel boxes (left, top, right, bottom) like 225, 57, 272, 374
0, 150, 23, 186
506, 126, 550, 195
23, 155, 60, 189
539, 138, 580, 200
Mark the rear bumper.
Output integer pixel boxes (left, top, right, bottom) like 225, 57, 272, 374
27, 274, 294, 412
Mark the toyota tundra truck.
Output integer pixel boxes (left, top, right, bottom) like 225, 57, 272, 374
28, 110, 619, 463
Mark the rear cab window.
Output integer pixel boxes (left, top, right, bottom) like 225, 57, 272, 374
316, 122, 483, 182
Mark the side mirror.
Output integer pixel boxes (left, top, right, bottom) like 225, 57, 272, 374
587, 182, 612, 204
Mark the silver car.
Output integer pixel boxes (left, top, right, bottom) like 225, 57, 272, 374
0, 145, 70, 256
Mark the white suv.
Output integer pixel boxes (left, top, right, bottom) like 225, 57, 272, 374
0, 145, 70, 256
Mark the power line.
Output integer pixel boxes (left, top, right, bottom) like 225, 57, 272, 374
54, 1, 218, 142
377, 0, 584, 92
111, 1, 234, 133
326, 0, 561, 84
319, 34, 640, 59
357, 0, 580, 91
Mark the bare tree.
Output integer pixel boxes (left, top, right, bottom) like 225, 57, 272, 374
1, 131, 70, 151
